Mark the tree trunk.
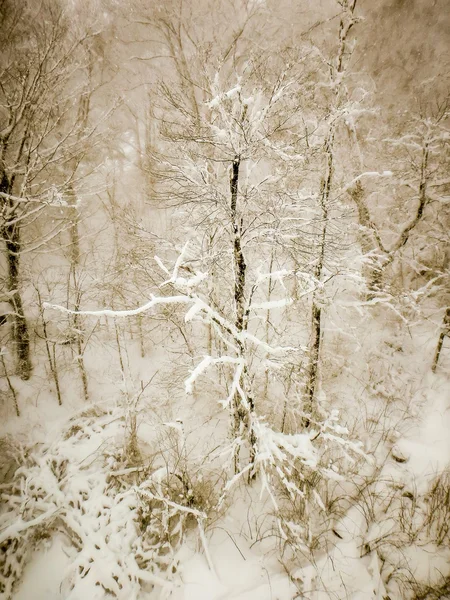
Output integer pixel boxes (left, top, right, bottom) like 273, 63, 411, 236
349, 181, 388, 298
303, 0, 359, 423
0, 353, 20, 416
350, 141, 430, 299
1, 173, 32, 380
432, 307, 450, 373
68, 183, 81, 266
305, 135, 333, 425
74, 286, 89, 402
230, 155, 256, 472
305, 302, 322, 422
65, 83, 91, 401
263, 250, 275, 401
231, 157, 246, 332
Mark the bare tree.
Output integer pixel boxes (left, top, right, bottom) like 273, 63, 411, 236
349, 98, 449, 298
0, 1, 97, 378
0, 0, 111, 381
141, 27, 312, 466
303, 0, 360, 420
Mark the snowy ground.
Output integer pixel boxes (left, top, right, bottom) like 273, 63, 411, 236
1, 310, 449, 600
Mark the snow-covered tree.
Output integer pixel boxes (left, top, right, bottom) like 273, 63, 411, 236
0, 0, 104, 379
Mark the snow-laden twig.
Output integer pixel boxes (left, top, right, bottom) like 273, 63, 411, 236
137, 486, 207, 520
44, 294, 193, 317
154, 254, 171, 276
45, 285, 295, 356
0, 507, 61, 545
253, 421, 317, 468
220, 360, 245, 409
341, 170, 393, 194
157, 241, 199, 289
218, 462, 254, 508
185, 355, 244, 394
250, 298, 293, 311
339, 296, 409, 323
255, 268, 292, 286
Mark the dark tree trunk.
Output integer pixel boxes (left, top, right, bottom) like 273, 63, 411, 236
432, 307, 450, 373
305, 302, 322, 421
231, 157, 246, 332
230, 155, 256, 472
0, 172, 32, 380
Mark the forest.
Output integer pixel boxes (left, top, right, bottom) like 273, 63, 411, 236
0, 0, 449, 598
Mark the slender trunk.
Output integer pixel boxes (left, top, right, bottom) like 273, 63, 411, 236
7, 236, 32, 380
73, 286, 89, 401
43, 333, 63, 406
349, 181, 387, 298
206, 235, 215, 356
67, 174, 87, 399
128, 319, 134, 340
67, 174, 91, 400
230, 156, 256, 472
281, 365, 295, 434
138, 314, 145, 358
52, 343, 62, 405
68, 183, 80, 266
37, 289, 62, 405
65, 80, 91, 400
231, 158, 246, 332
1, 173, 32, 380
305, 299, 322, 419
1, 353, 20, 416
305, 135, 333, 425
304, 0, 359, 421
263, 250, 275, 400
115, 320, 125, 373
432, 307, 450, 373
207, 317, 213, 356
76, 332, 89, 402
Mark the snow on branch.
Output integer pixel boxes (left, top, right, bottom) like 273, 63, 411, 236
253, 421, 317, 468
45, 288, 295, 355
255, 268, 292, 286
341, 170, 393, 194
220, 360, 246, 409
45, 244, 298, 372
185, 299, 204, 323
250, 298, 293, 311
185, 355, 244, 394
0, 507, 61, 545
44, 294, 193, 318
156, 242, 207, 291
136, 486, 206, 520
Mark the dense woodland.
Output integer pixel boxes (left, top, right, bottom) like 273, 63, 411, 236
0, 0, 449, 598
